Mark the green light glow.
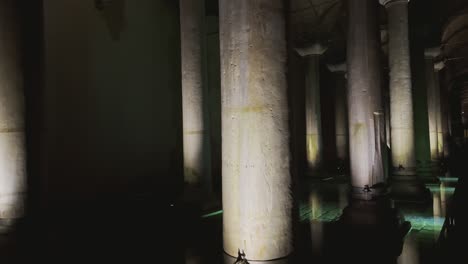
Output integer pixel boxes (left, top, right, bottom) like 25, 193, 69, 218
427, 186, 455, 194
299, 202, 343, 223
402, 215, 445, 230
201, 210, 223, 218
438, 177, 458, 183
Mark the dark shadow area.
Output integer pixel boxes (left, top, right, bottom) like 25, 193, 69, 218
438, 141, 468, 263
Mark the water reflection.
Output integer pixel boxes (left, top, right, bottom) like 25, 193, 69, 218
309, 190, 324, 256
338, 184, 348, 209
440, 182, 447, 216
215, 177, 458, 264
186, 248, 202, 264
433, 191, 441, 217
397, 234, 419, 264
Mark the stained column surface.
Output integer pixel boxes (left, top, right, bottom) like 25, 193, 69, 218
434, 62, 445, 159
440, 76, 450, 158
424, 48, 441, 166
327, 63, 348, 163
0, 1, 26, 221
381, 0, 416, 175
219, 0, 293, 260
180, 0, 212, 188
296, 44, 327, 175
347, 0, 385, 194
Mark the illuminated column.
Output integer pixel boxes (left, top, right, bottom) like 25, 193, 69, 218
327, 63, 348, 168
380, 0, 416, 176
434, 61, 445, 160
296, 44, 327, 176
341, 2, 411, 242
441, 78, 450, 158
180, 0, 211, 189
0, 2, 26, 225
220, 0, 292, 260
424, 48, 440, 170
347, 0, 385, 199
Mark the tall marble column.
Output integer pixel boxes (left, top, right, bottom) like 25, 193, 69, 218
180, 0, 212, 189
434, 61, 445, 160
381, 0, 428, 200
0, 1, 26, 227
380, 0, 416, 176
327, 63, 348, 171
440, 75, 450, 158
220, 0, 292, 260
424, 48, 441, 171
341, 1, 410, 242
347, 0, 385, 199
296, 44, 327, 176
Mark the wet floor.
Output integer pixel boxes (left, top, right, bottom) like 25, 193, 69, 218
190, 175, 458, 263
0, 175, 459, 263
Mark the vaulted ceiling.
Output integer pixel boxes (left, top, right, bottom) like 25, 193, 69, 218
206, 0, 468, 65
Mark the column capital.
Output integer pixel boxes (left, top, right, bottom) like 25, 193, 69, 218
434, 61, 445, 71
424, 47, 441, 58
327, 63, 347, 73
379, 0, 409, 7
295, 43, 328, 57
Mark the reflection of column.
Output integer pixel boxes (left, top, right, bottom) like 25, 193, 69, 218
0, 2, 26, 224
347, 0, 385, 198
180, 0, 211, 188
432, 191, 442, 241
424, 48, 441, 170
380, 0, 416, 176
220, 0, 292, 260
440, 182, 447, 216
309, 191, 323, 255
338, 184, 349, 209
433, 191, 441, 217
296, 44, 327, 176
327, 63, 348, 171
397, 234, 419, 264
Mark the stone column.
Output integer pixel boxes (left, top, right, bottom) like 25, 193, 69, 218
381, 0, 428, 200
327, 63, 348, 172
347, 0, 385, 199
296, 44, 327, 176
0, 1, 26, 227
440, 77, 450, 158
424, 48, 441, 171
219, 0, 292, 260
180, 0, 212, 189
341, 1, 410, 244
434, 61, 445, 161
380, 0, 416, 176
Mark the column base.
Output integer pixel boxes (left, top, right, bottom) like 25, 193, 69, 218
335, 158, 349, 177
223, 252, 291, 264
350, 183, 389, 201
416, 160, 433, 176
420, 161, 441, 183
339, 195, 411, 259
0, 217, 23, 235
181, 184, 221, 212
305, 168, 328, 179
392, 165, 417, 176
416, 160, 440, 183
389, 175, 431, 203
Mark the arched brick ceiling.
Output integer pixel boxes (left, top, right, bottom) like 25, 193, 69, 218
289, 0, 345, 62
205, 0, 468, 64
